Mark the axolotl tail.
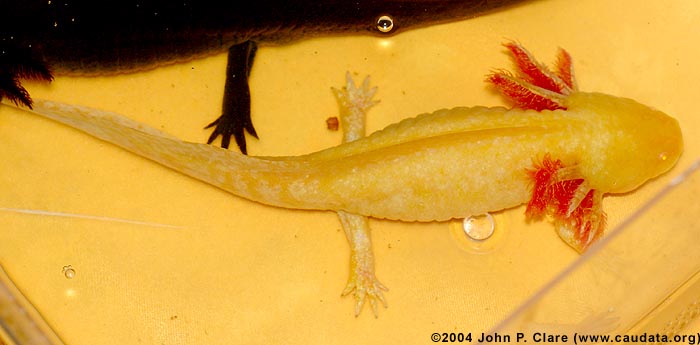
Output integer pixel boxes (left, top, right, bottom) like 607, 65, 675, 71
22, 100, 340, 210
16, 99, 537, 222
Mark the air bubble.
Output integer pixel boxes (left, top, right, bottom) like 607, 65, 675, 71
463, 213, 495, 240
376, 15, 394, 33
62, 265, 75, 279
449, 212, 508, 254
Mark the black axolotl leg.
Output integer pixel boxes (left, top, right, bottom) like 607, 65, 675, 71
205, 40, 258, 154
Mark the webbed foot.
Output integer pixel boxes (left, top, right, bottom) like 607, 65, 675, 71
205, 107, 257, 154
206, 41, 258, 154
338, 211, 388, 317
331, 72, 379, 142
341, 257, 388, 317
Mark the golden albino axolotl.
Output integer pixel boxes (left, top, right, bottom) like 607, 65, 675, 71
8, 42, 683, 316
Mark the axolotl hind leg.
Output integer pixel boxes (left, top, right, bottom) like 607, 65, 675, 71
332, 74, 387, 317
205, 41, 259, 154
338, 211, 388, 317
488, 43, 605, 252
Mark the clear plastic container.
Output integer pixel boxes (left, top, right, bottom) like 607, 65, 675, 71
1, 0, 698, 343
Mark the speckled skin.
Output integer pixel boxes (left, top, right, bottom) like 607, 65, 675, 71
17, 90, 682, 222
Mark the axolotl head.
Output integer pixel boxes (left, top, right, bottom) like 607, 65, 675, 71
567, 92, 683, 194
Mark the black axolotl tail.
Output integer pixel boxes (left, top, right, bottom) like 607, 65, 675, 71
0, 44, 53, 109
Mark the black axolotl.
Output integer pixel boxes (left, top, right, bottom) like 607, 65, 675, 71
1, 0, 525, 154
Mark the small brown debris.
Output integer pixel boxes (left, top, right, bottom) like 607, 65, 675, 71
326, 117, 339, 131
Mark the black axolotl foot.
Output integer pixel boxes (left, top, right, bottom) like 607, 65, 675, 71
0, 45, 53, 108
205, 41, 259, 155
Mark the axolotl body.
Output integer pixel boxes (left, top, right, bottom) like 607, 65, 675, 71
0, 0, 525, 154
9, 43, 683, 312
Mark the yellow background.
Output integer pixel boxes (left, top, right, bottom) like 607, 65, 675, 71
1, 0, 699, 343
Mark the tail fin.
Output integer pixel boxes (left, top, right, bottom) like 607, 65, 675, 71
16, 99, 317, 210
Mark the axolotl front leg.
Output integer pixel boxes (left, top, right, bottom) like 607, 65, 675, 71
332, 74, 387, 316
